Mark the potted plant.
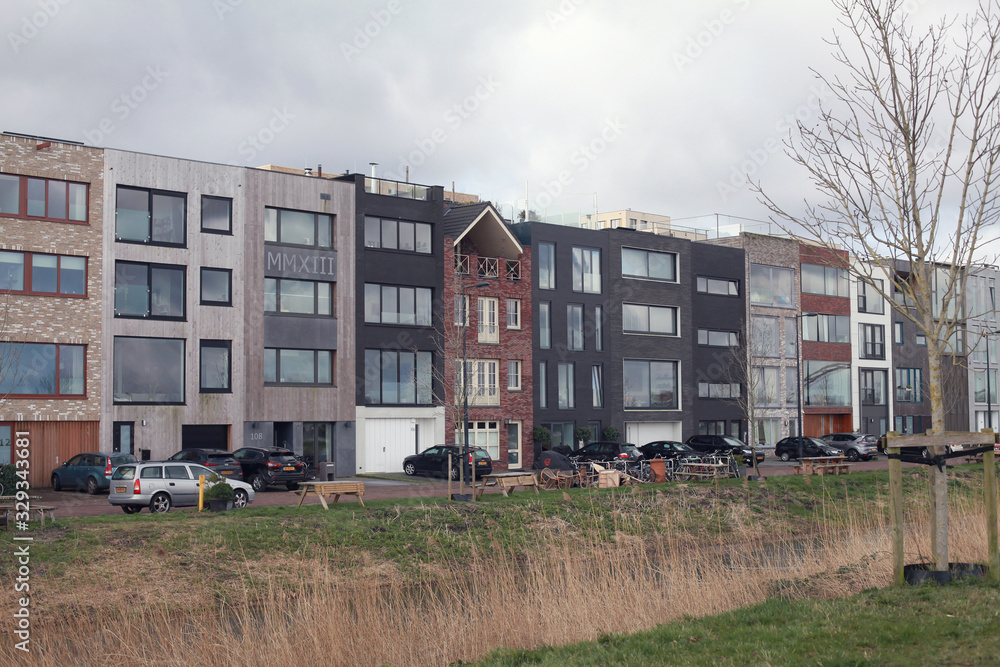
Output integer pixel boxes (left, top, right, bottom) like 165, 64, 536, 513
602, 426, 621, 442
204, 473, 235, 512
532, 426, 551, 460
574, 427, 592, 447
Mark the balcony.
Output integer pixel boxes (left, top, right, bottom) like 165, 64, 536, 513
364, 177, 430, 200
478, 257, 498, 278
862, 343, 885, 360
505, 259, 521, 281
455, 253, 470, 275
478, 323, 499, 344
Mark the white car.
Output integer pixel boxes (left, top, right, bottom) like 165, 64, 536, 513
109, 461, 255, 513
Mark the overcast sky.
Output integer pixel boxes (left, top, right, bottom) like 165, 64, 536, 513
0, 0, 978, 233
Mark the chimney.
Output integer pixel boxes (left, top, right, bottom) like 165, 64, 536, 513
304, 167, 313, 177
369, 162, 378, 178
317, 164, 323, 177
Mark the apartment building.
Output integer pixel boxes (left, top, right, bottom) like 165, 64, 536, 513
851, 263, 893, 436
966, 266, 999, 430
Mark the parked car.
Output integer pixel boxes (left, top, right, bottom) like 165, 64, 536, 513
774, 436, 843, 461
51, 453, 138, 494
820, 433, 879, 461
685, 435, 765, 464
166, 449, 244, 481
639, 441, 698, 460
108, 461, 255, 513
230, 447, 306, 492
402, 445, 493, 480
571, 441, 643, 463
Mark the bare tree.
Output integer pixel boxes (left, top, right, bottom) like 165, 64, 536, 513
758, 0, 1000, 568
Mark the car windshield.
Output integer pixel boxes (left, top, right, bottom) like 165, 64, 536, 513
720, 437, 746, 448
112, 466, 135, 480
270, 451, 298, 463
807, 437, 833, 447
473, 450, 490, 461
206, 453, 234, 462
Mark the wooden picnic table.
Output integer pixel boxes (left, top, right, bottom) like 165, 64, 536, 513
292, 481, 365, 509
795, 456, 851, 476
474, 472, 540, 499
0, 503, 56, 528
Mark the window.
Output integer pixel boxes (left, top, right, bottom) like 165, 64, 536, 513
860, 369, 886, 405
265, 207, 333, 248
557, 362, 575, 409
114, 261, 185, 320
113, 337, 184, 404
538, 242, 556, 289
859, 324, 885, 359
538, 361, 547, 409
623, 359, 678, 409
572, 247, 601, 293
974, 370, 998, 404
506, 299, 521, 329
754, 367, 780, 407
700, 420, 726, 436
968, 274, 996, 320
896, 368, 922, 402
754, 418, 782, 446
567, 304, 584, 350
697, 276, 739, 296
971, 333, 998, 365
363, 350, 432, 404
507, 360, 522, 390
623, 303, 678, 336
0, 342, 85, 397
592, 365, 604, 408
200, 268, 232, 306
621, 247, 677, 282
0, 250, 86, 296
362, 283, 428, 324
916, 333, 926, 346
804, 361, 851, 406
801, 263, 849, 297
456, 359, 500, 406
200, 340, 231, 393
698, 329, 738, 347
201, 196, 232, 234
363, 216, 431, 253
858, 278, 884, 314
785, 367, 798, 406
594, 306, 603, 351
751, 316, 780, 357
116, 186, 186, 246
478, 297, 499, 343
894, 322, 904, 344
802, 314, 850, 343
0, 173, 88, 223
265, 348, 333, 385
784, 318, 797, 357
539, 301, 551, 349
454, 295, 469, 326
456, 420, 500, 461
698, 382, 740, 399
749, 264, 794, 307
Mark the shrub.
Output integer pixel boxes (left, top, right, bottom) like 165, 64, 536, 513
602, 426, 621, 442
532, 426, 551, 443
0, 464, 18, 496
574, 427, 592, 443
204, 473, 235, 502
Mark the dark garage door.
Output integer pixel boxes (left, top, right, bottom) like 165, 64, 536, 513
182, 425, 230, 450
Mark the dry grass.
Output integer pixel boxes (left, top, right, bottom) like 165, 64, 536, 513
5, 489, 996, 667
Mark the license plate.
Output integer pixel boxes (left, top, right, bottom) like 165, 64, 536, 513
284, 466, 295, 471
115, 486, 127, 493
221, 470, 232, 475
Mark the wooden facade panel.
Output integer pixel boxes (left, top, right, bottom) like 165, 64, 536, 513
11, 421, 100, 488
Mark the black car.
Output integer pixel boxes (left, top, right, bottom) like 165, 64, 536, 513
231, 447, 306, 491
639, 441, 698, 460
166, 449, 244, 481
402, 445, 493, 480
774, 436, 842, 461
685, 435, 765, 464
571, 441, 643, 463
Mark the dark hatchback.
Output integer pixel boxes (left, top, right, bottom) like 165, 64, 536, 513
402, 445, 493, 480
166, 449, 244, 481
685, 435, 765, 464
231, 447, 306, 491
571, 441, 643, 463
774, 436, 842, 461
639, 441, 698, 460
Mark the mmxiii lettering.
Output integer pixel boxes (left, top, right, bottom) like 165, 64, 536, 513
266, 251, 335, 276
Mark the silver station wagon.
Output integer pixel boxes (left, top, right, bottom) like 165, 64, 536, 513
108, 462, 255, 514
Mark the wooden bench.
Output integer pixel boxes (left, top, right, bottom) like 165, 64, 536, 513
0, 504, 56, 528
794, 463, 852, 476
475, 472, 540, 498
292, 481, 365, 509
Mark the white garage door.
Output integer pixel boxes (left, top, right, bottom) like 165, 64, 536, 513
625, 421, 682, 445
365, 418, 435, 473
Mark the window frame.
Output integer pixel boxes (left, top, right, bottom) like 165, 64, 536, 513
363, 216, 431, 254
567, 303, 585, 350
538, 242, 556, 290
539, 301, 551, 349
265, 206, 334, 249
895, 367, 923, 403
113, 260, 186, 321
621, 247, 678, 283
697, 328, 738, 347
506, 298, 521, 329
200, 195, 233, 235
571, 246, 602, 294
0, 250, 87, 298
199, 339, 232, 393
507, 359, 522, 391
859, 323, 885, 360
696, 276, 739, 296
623, 358, 679, 410
363, 349, 432, 405
749, 263, 794, 307
801, 263, 849, 297
266, 277, 336, 318
115, 185, 187, 247
0, 342, 87, 398
265, 347, 335, 386
113, 336, 185, 405
557, 362, 575, 409
622, 303, 679, 337
0, 172, 89, 224
200, 267, 232, 307
857, 278, 884, 314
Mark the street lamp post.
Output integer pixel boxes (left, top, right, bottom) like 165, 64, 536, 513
461, 280, 490, 499
795, 312, 818, 461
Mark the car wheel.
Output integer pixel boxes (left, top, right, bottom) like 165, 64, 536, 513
251, 474, 267, 493
86, 476, 99, 495
233, 489, 249, 509
51, 474, 61, 492
286, 482, 300, 491
780, 451, 791, 462
122, 506, 140, 514
846, 449, 860, 462
150, 493, 171, 513
443, 463, 459, 481
403, 462, 416, 476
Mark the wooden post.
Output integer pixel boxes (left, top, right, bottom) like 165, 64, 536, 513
887, 431, 905, 586
984, 429, 1000, 583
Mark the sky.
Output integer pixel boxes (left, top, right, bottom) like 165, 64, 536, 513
0, 0, 979, 235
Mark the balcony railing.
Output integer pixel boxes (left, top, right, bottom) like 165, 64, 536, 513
478, 257, 499, 278
364, 177, 430, 200
478, 323, 499, 344
455, 253, 470, 275
505, 259, 521, 281
862, 343, 885, 360
468, 386, 500, 406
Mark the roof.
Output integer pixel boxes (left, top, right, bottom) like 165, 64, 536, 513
443, 202, 524, 257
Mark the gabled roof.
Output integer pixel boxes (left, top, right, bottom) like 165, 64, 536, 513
443, 202, 524, 258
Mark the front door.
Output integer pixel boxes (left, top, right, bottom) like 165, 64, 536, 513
113, 422, 134, 454
506, 422, 521, 469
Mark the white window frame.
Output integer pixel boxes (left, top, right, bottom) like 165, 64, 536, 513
507, 360, 522, 390
506, 298, 521, 329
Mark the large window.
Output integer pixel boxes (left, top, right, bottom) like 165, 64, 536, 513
364, 216, 431, 253
860, 369, 886, 405
971, 332, 998, 365
0, 250, 86, 296
363, 284, 429, 325
567, 304, 584, 350
697, 276, 739, 296
200, 340, 231, 393
456, 420, 500, 460
364, 350, 432, 404
749, 264, 793, 307
557, 362, 575, 409
456, 359, 500, 406
0, 173, 88, 223
858, 278, 884, 314
572, 247, 601, 293
784, 318, 797, 357
266, 348, 334, 385
974, 370, 998, 404
804, 361, 851, 406
802, 263, 849, 297
200, 267, 232, 306
785, 367, 798, 406
266, 207, 333, 248
538, 242, 556, 289
114, 261, 185, 320
623, 304, 678, 336
623, 359, 678, 409
754, 367, 780, 407
698, 329, 738, 347
968, 274, 996, 320
201, 196, 232, 234
621, 247, 677, 282
698, 382, 740, 399
751, 316, 780, 357
802, 314, 850, 344
478, 297, 498, 343
539, 301, 551, 349
113, 337, 184, 404
895, 368, 923, 402
116, 186, 186, 246
0, 342, 85, 397
266, 277, 334, 317
859, 323, 885, 359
